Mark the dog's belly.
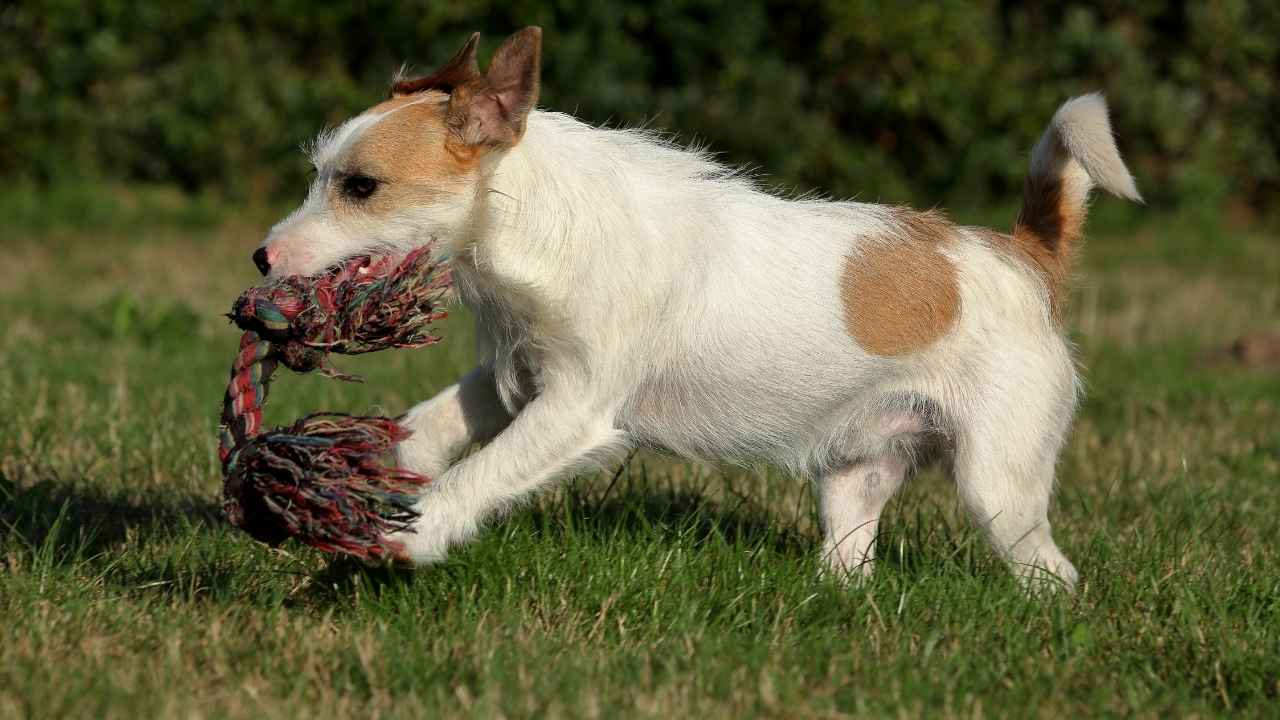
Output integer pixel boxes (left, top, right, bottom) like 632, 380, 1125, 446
617, 349, 915, 471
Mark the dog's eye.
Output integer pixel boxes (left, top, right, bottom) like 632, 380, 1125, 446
342, 174, 380, 200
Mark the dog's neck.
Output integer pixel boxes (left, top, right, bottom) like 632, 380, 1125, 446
464, 110, 731, 297
480, 112, 611, 257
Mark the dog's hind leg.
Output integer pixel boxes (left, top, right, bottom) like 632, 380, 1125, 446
949, 379, 1079, 591
817, 452, 910, 581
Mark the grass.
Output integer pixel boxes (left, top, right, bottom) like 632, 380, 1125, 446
2, 189, 1278, 718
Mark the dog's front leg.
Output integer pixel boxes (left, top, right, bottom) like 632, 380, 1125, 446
396, 365, 513, 480
391, 390, 629, 565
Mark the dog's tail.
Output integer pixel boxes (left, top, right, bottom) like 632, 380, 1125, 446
1014, 93, 1140, 307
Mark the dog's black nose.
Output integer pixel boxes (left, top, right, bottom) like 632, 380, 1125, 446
252, 247, 271, 276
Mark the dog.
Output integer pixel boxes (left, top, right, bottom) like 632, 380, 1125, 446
256, 27, 1140, 589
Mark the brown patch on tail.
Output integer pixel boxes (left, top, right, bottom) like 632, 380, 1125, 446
1009, 168, 1086, 320
840, 210, 961, 357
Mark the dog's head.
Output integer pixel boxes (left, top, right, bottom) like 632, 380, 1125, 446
256, 28, 541, 278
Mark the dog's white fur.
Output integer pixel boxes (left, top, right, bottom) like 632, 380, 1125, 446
260, 30, 1139, 589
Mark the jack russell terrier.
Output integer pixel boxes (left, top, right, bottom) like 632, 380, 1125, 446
257, 27, 1140, 589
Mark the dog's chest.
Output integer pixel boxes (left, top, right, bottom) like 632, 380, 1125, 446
451, 263, 544, 410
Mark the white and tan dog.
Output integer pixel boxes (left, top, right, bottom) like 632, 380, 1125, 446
257, 28, 1140, 588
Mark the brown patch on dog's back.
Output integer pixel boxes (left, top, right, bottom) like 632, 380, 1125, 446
840, 210, 961, 357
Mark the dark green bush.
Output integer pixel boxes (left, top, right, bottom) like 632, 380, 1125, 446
2, 1, 1276, 210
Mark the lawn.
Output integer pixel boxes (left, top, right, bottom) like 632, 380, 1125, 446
2, 188, 1278, 718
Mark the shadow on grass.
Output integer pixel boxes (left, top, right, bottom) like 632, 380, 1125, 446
544, 482, 810, 553
0, 474, 222, 562
3, 466, 984, 605
1, 467, 815, 604
1, 474, 316, 606
303, 481, 813, 598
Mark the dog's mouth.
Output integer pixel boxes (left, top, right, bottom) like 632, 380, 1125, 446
239, 243, 445, 351
266, 247, 429, 290
322, 252, 404, 284
353, 255, 378, 276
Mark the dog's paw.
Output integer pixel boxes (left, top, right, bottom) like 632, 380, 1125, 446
1015, 557, 1079, 595
383, 529, 448, 568
818, 548, 877, 587
380, 495, 476, 568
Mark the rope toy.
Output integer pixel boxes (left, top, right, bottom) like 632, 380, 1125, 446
217, 245, 451, 560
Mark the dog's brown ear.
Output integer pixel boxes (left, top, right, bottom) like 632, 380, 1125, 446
391, 32, 482, 97
446, 27, 542, 148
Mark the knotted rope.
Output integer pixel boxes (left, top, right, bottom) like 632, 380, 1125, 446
218, 245, 451, 560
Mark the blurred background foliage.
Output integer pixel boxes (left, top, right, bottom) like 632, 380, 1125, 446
1, 0, 1276, 213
